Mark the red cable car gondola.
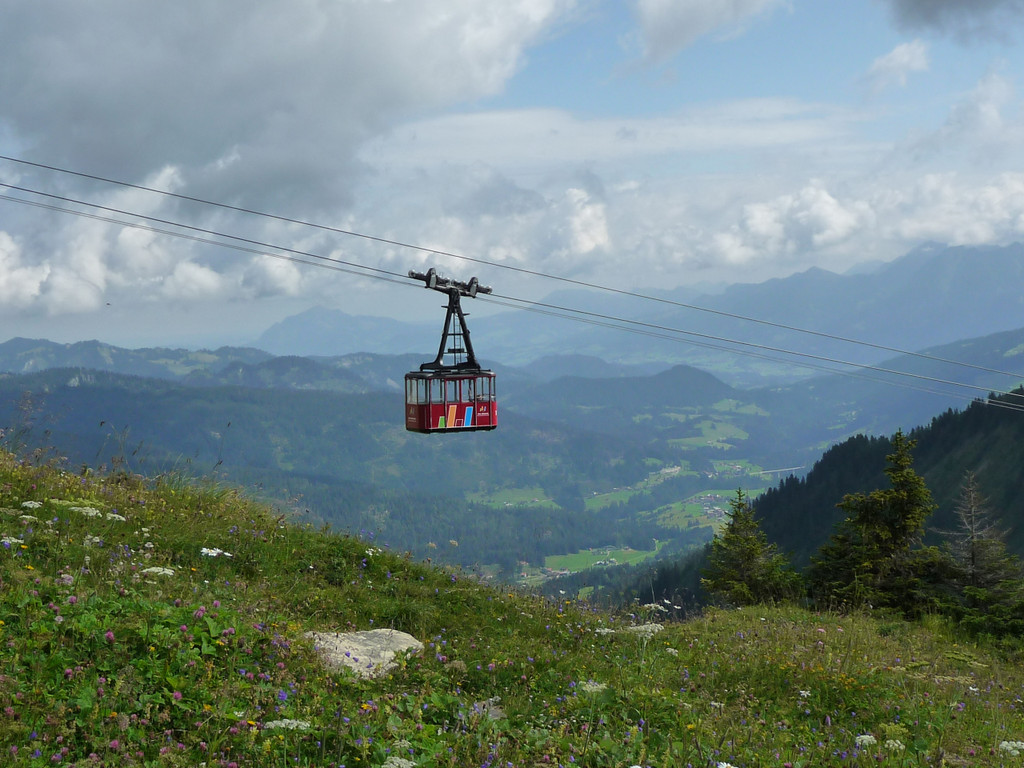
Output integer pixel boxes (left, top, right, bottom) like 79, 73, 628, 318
405, 268, 497, 433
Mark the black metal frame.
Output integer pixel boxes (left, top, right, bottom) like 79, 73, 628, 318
409, 268, 491, 373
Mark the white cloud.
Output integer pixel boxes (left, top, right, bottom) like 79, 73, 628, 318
0, 232, 49, 306
160, 261, 225, 302
865, 40, 929, 92
243, 255, 306, 298
0, 0, 575, 214
566, 188, 611, 255
907, 71, 1019, 162
633, 0, 788, 62
0, 1, 577, 319
886, 172, 1024, 244
708, 182, 873, 265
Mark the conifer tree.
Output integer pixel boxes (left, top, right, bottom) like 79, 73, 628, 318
945, 471, 1019, 589
702, 489, 801, 606
941, 471, 1024, 635
808, 430, 936, 611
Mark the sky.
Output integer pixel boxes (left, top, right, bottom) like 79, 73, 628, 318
1, 0, 1024, 348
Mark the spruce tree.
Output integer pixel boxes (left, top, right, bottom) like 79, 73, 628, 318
702, 489, 801, 606
809, 430, 936, 611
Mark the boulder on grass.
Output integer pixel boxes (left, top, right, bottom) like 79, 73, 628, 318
305, 629, 423, 679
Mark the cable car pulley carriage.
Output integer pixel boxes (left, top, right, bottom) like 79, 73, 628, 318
404, 268, 497, 433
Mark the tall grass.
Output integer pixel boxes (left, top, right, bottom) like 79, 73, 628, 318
2, 452, 1024, 766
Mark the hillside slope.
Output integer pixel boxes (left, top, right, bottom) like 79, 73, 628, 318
3, 454, 1024, 766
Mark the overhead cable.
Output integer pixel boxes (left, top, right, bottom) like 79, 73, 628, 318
2, 153, 1022, 384
2, 186, 1022, 415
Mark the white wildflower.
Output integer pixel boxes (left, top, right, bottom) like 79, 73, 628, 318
263, 719, 311, 731
1000, 741, 1024, 756
642, 602, 668, 613
885, 739, 905, 752
666, 647, 679, 656
21, 501, 42, 509
594, 627, 615, 635
855, 734, 878, 748
70, 506, 102, 518
200, 547, 232, 557
381, 756, 416, 768
799, 690, 811, 698
2, 535, 23, 546
105, 512, 127, 522
579, 681, 607, 694
625, 623, 663, 640
83, 535, 104, 548
19, 515, 38, 522
141, 567, 175, 577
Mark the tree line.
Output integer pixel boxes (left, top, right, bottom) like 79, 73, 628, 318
701, 430, 1024, 642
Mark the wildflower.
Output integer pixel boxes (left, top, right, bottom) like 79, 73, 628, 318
625, 623, 663, 640
21, 501, 42, 509
999, 741, 1024, 757
104, 630, 115, 643
263, 719, 311, 731
885, 739, 905, 752
580, 681, 607, 694
855, 734, 877, 748
200, 547, 232, 557
799, 690, 811, 698
141, 567, 174, 577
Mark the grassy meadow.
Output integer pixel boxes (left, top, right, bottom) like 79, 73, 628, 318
4, 451, 1024, 766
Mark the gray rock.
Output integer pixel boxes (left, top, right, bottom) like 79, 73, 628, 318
305, 629, 423, 679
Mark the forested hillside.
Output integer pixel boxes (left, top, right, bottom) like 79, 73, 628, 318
756, 390, 1024, 566
614, 388, 1024, 612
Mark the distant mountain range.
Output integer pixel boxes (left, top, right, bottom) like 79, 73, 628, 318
253, 242, 1024, 386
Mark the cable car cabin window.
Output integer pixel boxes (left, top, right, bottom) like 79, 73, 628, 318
445, 378, 460, 403
476, 375, 493, 400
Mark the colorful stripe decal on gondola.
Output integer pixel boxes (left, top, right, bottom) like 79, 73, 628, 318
434, 404, 478, 429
